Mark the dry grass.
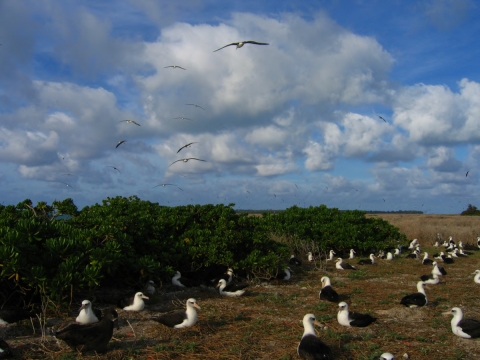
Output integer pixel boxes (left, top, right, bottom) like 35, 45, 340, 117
3, 215, 480, 359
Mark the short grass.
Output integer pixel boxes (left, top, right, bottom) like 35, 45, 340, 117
4, 214, 480, 359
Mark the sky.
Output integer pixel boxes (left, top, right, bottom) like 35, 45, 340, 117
1, 0, 480, 214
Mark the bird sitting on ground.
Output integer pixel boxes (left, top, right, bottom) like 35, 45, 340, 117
335, 258, 357, 270
337, 302, 376, 327
289, 255, 302, 266
319, 276, 339, 303
400, 281, 427, 308
297, 314, 334, 360
55, 309, 118, 354
76, 300, 102, 324
152, 298, 201, 329
217, 279, 248, 297
444, 307, 480, 338
358, 254, 375, 265
118, 292, 149, 311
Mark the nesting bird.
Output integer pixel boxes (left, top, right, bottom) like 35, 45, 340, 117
380, 354, 395, 360
297, 314, 334, 360
307, 252, 314, 262
55, 309, 118, 354
400, 281, 427, 308
217, 279, 248, 297
472, 270, 480, 284
172, 271, 200, 288
275, 267, 293, 281
337, 302, 376, 327
420, 273, 439, 285
421, 252, 434, 265
348, 249, 356, 259
289, 255, 302, 266
319, 276, 339, 303
118, 292, 149, 311
0, 308, 36, 326
76, 300, 101, 324
444, 307, 480, 338
358, 254, 375, 265
335, 258, 357, 270
152, 298, 200, 329
432, 262, 447, 276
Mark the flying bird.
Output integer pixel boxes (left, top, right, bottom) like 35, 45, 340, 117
177, 142, 198, 153
119, 120, 140, 126
57, 181, 74, 189
466, 171, 470, 177
116, 140, 126, 148
168, 158, 206, 167
164, 65, 186, 70
152, 184, 183, 191
378, 115, 387, 122
173, 117, 193, 121
213, 40, 269, 52
105, 166, 121, 173
186, 103, 206, 110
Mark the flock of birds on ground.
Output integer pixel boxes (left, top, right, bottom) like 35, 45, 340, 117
1, 233, 480, 359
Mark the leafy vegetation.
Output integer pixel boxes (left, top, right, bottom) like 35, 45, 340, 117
0, 198, 406, 305
460, 204, 480, 216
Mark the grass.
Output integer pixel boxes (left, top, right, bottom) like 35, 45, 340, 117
6, 214, 480, 359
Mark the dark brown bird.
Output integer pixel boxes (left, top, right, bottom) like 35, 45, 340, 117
116, 140, 126, 148
173, 117, 193, 121
119, 120, 140, 126
466, 171, 470, 177
165, 65, 186, 70
0, 308, 37, 325
213, 40, 269, 52
177, 142, 198, 153
57, 181, 74, 189
185, 103, 205, 110
168, 158, 206, 167
55, 308, 118, 354
105, 166, 121, 173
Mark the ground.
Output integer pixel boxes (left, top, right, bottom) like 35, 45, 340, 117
2, 214, 480, 359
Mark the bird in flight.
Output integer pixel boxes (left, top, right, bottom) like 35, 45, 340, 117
174, 117, 193, 121
105, 166, 121, 173
466, 171, 470, 177
62, 173, 73, 176
177, 142, 198, 153
164, 65, 186, 70
213, 40, 269, 52
186, 103, 206, 111
57, 181, 74, 189
119, 120, 140, 126
116, 140, 126, 148
378, 115, 387, 122
152, 183, 183, 191
168, 158, 206, 167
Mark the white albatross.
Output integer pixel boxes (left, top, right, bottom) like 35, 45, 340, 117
444, 307, 480, 338
297, 314, 333, 359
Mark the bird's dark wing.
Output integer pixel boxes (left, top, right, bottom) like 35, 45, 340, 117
458, 318, 480, 338
400, 293, 427, 307
213, 42, 239, 52
152, 310, 186, 327
223, 283, 248, 292
0, 338, 12, 357
349, 312, 376, 327
298, 334, 334, 360
189, 158, 206, 162
0, 308, 36, 323
244, 41, 269, 46
168, 159, 183, 167
116, 140, 126, 148
319, 286, 339, 302
177, 66, 186, 70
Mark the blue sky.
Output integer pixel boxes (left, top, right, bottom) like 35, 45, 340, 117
1, 0, 480, 213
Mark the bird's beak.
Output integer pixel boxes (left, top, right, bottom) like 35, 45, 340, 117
216, 283, 220, 288
442, 310, 453, 316
313, 319, 322, 327
142, 295, 149, 300
194, 303, 201, 310
79, 304, 86, 311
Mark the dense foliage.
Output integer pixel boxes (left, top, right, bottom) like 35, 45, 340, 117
0, 198, 406, 305
461, 204, 480, 216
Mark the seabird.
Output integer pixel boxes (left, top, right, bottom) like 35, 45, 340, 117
172, 271, 200, 288
405, 250, 420, 259
152, 183, 180, 189
325, 250, 336, 262
408, 239, 418, 249
378, 115, 387, 123
217, 279, 248, 297
177, 142, 198, 153
76, 300, 102, 324
420, 273, 440, 285
0, 338, 12, 358
275, 267, 293, 281
386, 252, 394, 260
335, 258, 357, 270
168, 158, 207, 167
358, 254, 375, 265
348, 249, 356, 259
400, 281, 427, 308
144, 280, 155, 295
119, 120, 140, 126
105, 166, 121, 173
210, 268, 235, 285
466, 171, 470, 177
444, 307, 480, 338
422, 253, 434, 265
337, 302, 376, 327
152, 298, 200, 329
165, 65, 186, 70
185, 103, 205, 110
56, 181, 74, 189
307, 252, 314, 262
472, 270, 480, 284
118, 292, 149, 311
115, 140, 126, 148
0, 308, 36, 326
297, 314, 333, 360
319, 276, 339, 303
173, 117, 193, 121
380, 354, 394, 360
432, 261, 447, 276
213, 40, 269, 52
289, 255, 302, 266
55, 308, 118, 354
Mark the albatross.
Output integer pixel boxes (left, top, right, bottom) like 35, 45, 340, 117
177, 142, 198, 153
400, 281, 427, 308
472, 270, 480, 284
76, 300, 102, 324
119, 120, 140, 126
55, 308, 118, 354
444, 307, 480, 338
152, 298, 200, 329
319, 276, 339, 303
217, 279, 248, 297
165, 65, 186, 70
337, 302, 376, 327
358, 254, 375, 265
118, 292, 149, 311
172, 271, 200, 288
0, 307, 36, 326
335, 258, 357, 270
297, 314, 333, 360
168, 158, 206, 167
213, 40, 269, 52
